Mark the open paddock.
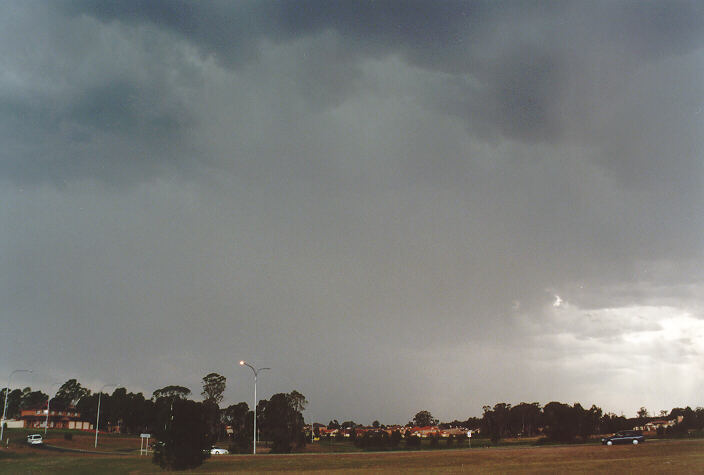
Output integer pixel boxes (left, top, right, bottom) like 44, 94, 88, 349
1, 438, 702, 473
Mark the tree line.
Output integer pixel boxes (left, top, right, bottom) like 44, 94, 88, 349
1, 374, 308, 470
479, 401, 704, 443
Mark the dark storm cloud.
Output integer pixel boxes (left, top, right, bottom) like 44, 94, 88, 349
2, 1, 701, 185
0, 2, 198, 184
59, 1, 704, 143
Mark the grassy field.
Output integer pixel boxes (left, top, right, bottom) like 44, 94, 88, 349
2, 428, 140, 453
1, 438, 703, 473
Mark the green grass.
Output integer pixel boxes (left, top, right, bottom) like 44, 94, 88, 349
1, 439, 703, 473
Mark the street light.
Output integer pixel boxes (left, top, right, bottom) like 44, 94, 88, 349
44, 383, 61, 436
1, 369, 32, 443
94, 384, 116, 448
239, 360, 269, 454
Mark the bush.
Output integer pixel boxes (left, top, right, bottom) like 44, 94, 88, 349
390, 430, 402, 448
357, 431, 390, 451
229, 431, 253, 454
64, 433, 73, 441
405, 435, 421, 448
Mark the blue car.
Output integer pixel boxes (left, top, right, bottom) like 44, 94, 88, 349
601, 430, 644, 445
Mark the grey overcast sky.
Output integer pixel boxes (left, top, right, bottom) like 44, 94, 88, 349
1, 1, 703, 424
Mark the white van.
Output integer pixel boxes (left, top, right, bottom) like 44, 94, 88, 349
27, 434, 43, 445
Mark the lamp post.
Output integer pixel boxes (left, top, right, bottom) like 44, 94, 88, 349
239, 361, 269, 454
44, 383, 60, 436
1, 369, 31, 443
94, 384, 116, 448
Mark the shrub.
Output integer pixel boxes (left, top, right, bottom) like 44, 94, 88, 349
390, 430, 402, 448
64, 433, 73, 441
405, 435, 421, 448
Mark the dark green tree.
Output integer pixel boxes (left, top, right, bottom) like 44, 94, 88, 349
542, 401, 579, 442
482, 403, 511, 443
288, 390, 307, 413
55, 379, 91, 408
152, 385, 191, 401
510, 402, 541, 436
106, 388, 153, 434
20, 388, 48, 410
223, 402, 249, 436
600, 412, 629, 434
412, 410, 438, 427
229, 408, 254, 453
152, 399, 213, 470
258, 392, 307, 453
201, 373, 226, 406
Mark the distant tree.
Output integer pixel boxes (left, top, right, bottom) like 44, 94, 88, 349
637, 407, 649, 420
20, 388, 48, 410
327, 420, 340, 429
152, 399, 212, 470
695, 408, 704, 430
542, 401, 579, 442
258, 392, 307, 453
600, 412, 629, 434
223, 402, 249, 436
372, 420, 380, 428
288, 390, 307, 413
670, 407, 697, 435
341, 420, 357, 429
152, 385, 191, 401
55, 379, 91, 408
111, 390, 152, 434
76, 394, 98, 425
412, 410, 438, 427
482, 403, 511, 443
465, 416, 482, 430
510, 402, 541, 436
584, 404, 603, 439
201, 373, 226, 405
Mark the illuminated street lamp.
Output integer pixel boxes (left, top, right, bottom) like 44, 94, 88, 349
239, 361, 269, 454
1, 369, 31, 443
94, 384, 116, 448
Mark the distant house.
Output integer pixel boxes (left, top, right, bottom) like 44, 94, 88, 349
19, 407, 93, 430
633, 416, 683, 435
410, 426, 441, 438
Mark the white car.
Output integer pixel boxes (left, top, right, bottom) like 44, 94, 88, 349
210, 447, 229, 455
27, 434, 43, 445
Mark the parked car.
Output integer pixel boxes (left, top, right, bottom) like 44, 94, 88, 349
26, 434, 43, 445
601, 430, 645, 445
210, 447, 229, 455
